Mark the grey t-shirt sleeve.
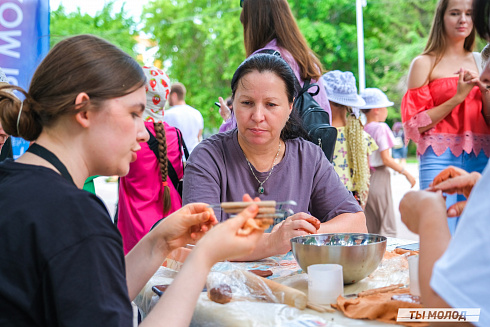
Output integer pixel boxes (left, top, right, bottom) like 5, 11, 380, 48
309, 146, 363, 222
182, 144, 222, 208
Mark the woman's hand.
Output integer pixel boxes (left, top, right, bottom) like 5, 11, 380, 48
194, 204, 264, 264
428, 166, 481, 216
269, 213, 320, 254
218, 96, 232, 121
463, 68, 488, 94
152, 203, 218, 252
455, 68, 477, 102
402, 170, 417, 188
399, 190, 447, 234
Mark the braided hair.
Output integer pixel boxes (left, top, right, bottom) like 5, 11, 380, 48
154, 121, 171, 214
345, 109, 370, 205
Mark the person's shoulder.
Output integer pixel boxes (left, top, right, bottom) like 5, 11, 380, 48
190, 130, 235, 158
408, 54, 434, 89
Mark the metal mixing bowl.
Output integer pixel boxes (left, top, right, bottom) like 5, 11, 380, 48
290, 233, 387, 284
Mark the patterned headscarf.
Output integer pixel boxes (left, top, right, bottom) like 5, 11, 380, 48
142, 66, 171, 123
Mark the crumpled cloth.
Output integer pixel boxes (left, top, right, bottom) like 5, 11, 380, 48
333, 288, 428, 326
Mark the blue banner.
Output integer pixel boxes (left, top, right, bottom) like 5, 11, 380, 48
0, 0, 50, 158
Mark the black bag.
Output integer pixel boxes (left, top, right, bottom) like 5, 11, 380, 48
147, 126, 189, 196
257, 50, 337, 162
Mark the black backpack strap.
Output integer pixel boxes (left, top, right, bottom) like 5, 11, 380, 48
146, 126, 180, 192
146, 126, 159, 158
297, 79, 320, 98
175, 128, 189, 160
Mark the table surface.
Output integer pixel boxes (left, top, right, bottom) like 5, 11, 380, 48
136, 237, 417, 327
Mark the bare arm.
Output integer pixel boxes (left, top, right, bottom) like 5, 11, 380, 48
399, 191, 452, 309
125, 204, 217, 300
197, 129, 203, 142
407, 56, 473, 133
235, 211, 366, 261
141, 205, 263, 327
380, 149, 416, 187
316, 212, 366, 234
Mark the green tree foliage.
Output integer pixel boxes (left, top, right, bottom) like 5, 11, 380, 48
50, 1, 139, 59
144, 0, 445, 133
143, 0, 244, 134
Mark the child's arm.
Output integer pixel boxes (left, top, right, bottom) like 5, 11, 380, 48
380, 149, 416, 187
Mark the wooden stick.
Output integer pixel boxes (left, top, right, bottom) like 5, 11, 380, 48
223, 207, 277, 214
306, 302, 335, 313
241, 270, 307, 310
357, 283, 405, 297
220, 201, 277, 210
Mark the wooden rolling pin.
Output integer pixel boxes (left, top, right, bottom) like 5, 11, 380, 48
241, 270, 307, 310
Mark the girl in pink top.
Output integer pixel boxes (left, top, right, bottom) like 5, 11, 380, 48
118, 66, 184, 254
361, 88, 416, 237
401, 0, 490, 234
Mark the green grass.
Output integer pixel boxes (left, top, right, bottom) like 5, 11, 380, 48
406, 156, 418, 164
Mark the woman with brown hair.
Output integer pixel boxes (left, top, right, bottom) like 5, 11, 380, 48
218, 0, 331, 128
0, 34, 263, 326
117, 66, 186, 255
401, 0, 490, 234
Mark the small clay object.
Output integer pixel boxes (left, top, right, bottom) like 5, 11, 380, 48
249, 269, 273, 278
209, 284, 233, 304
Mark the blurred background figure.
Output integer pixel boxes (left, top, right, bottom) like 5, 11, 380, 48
360, 88, 416, 237
165, 82, 203, 154
391, 122, 408, 167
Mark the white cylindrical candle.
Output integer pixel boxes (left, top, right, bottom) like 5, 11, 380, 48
307, 264, 343, 305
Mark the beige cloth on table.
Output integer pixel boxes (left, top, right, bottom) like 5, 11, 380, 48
365, 165, 397, 237
333, 288, 428, 326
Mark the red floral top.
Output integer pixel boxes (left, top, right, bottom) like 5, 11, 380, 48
401, 76, 490, 156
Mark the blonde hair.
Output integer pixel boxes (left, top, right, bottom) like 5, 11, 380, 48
345, 110, 370, 205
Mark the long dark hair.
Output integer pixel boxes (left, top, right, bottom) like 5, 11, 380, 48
473, 0, 490, 41
0, 34, 146, 140
240, 0, 324, 81
230, 53, 308, 141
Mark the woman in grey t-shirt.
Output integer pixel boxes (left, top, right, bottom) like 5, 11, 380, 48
184, 54, 366, 260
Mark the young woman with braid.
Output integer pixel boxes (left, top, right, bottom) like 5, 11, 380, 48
322, 71, 378, 209
117, 66, 185, 254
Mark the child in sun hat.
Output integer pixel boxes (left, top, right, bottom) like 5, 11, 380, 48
360, 88, 416, 237
117, 65, 186, 254
322, 70, 378, 208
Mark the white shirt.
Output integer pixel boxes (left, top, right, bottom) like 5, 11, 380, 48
430, 164, 490, 326
164, 104, 204, 153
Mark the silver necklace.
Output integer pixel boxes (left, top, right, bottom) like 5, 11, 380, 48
244, 142, 281, 194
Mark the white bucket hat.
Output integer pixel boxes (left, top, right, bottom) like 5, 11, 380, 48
322, 70, 366, 108
359, 88, 394, 109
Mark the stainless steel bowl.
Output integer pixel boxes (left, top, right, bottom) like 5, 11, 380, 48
290, 233, 387, 284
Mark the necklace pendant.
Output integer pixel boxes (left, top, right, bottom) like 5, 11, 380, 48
258, 186, 265, 194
